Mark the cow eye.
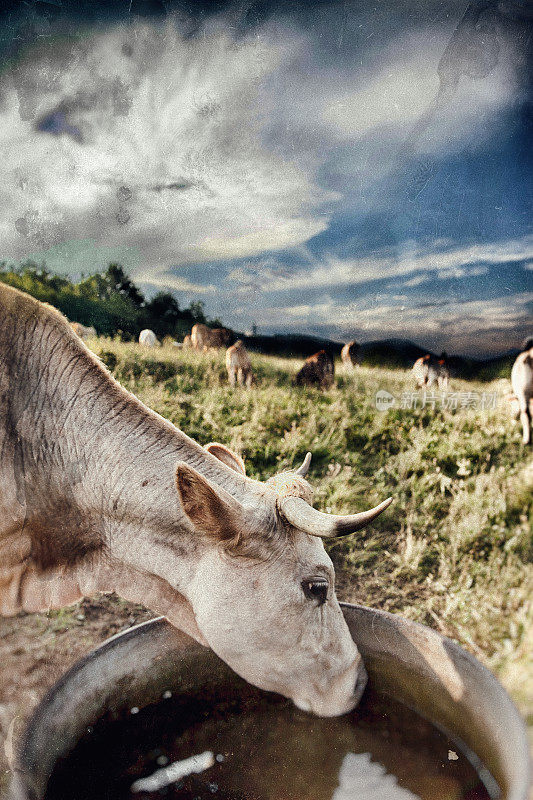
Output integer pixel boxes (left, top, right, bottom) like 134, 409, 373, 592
302, 579, 329, 605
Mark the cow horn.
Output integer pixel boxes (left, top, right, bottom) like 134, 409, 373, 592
294, 452, 312, 477
278, 495, 393, 538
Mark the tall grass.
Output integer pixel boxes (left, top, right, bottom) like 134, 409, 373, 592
92, 338, 533, 730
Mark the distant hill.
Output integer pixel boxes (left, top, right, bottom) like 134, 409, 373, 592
358, 338, 427, 368
240, 333, 519, 381
240, 332, 343, 359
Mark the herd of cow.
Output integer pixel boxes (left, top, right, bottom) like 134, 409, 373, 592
0, 282, 531, 729
69, 320, 533, 445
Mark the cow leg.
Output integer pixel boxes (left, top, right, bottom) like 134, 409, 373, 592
507, 395, 520, 419
245, 370, 253, 389
228, 367, 236, 387
519, 404, 531, 445
237, 368, 244, 386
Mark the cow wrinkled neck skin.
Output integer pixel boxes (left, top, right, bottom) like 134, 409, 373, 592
0, 284, 378, 717
0, 285, 250, 631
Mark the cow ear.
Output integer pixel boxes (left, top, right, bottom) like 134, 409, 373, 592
204, 443, 246, 475
176, 463, 244, 543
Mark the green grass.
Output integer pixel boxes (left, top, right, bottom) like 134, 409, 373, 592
92, 338, 533, 731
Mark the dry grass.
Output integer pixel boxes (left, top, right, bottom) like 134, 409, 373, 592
91, 338, 533, 734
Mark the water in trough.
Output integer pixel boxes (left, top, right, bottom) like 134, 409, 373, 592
45, 686, 493, 800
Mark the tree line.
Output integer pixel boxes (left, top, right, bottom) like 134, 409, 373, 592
0, 262, 223, 340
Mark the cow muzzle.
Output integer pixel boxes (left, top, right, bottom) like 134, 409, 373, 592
292, 655, 368, 718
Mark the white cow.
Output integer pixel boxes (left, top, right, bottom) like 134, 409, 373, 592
0, 284, 393, 717
139, 329, 158, 347
510, 340, 533, 444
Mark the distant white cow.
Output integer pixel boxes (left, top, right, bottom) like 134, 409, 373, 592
139, 329, 158, 347
226, 340, 253, 388
510, 340, 533, 444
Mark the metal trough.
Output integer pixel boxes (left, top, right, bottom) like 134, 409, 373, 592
10, 603, 531, 800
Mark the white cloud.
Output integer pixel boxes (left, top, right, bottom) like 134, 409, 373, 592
0, 12, 523, 286
228, 234, 532, 294
136, 271, 216, 295
393, 274, 428, 288
323, 50, 439, 139
0, 21, 332, 275
435, 266, 489, 281
321, 24, 518, 158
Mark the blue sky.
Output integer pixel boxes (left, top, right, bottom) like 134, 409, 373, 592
0, 0, 531, 355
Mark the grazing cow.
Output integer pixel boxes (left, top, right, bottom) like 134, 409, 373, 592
295, 350, 335, 390
70, 322, 97, 340
139, 329, 158, 347
510, 340, 533, 445
191, 323, 231, 351
0, 284, 393, 716
436, 351, 450, 389
341, 341, 361, 371
412, 355, 428, 387
412, 353, 449, 390
226, 340, 253, 388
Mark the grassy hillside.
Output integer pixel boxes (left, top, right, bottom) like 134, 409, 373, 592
91, 338, 532, 732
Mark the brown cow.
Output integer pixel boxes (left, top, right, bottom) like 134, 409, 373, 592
226, 340, 253, 388
70, 322, 97, 340
341, 341, 361, 371
295, 350, 335, 390
191, 323, 231, 351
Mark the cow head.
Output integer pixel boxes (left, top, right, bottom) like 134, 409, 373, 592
176, 446, 392, 717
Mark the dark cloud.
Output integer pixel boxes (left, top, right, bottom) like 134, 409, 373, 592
36, 110, 83, 141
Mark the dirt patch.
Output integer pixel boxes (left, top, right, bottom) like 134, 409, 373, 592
0, 594, 155, 798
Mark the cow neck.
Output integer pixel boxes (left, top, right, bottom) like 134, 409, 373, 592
19, 309, 258, 545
